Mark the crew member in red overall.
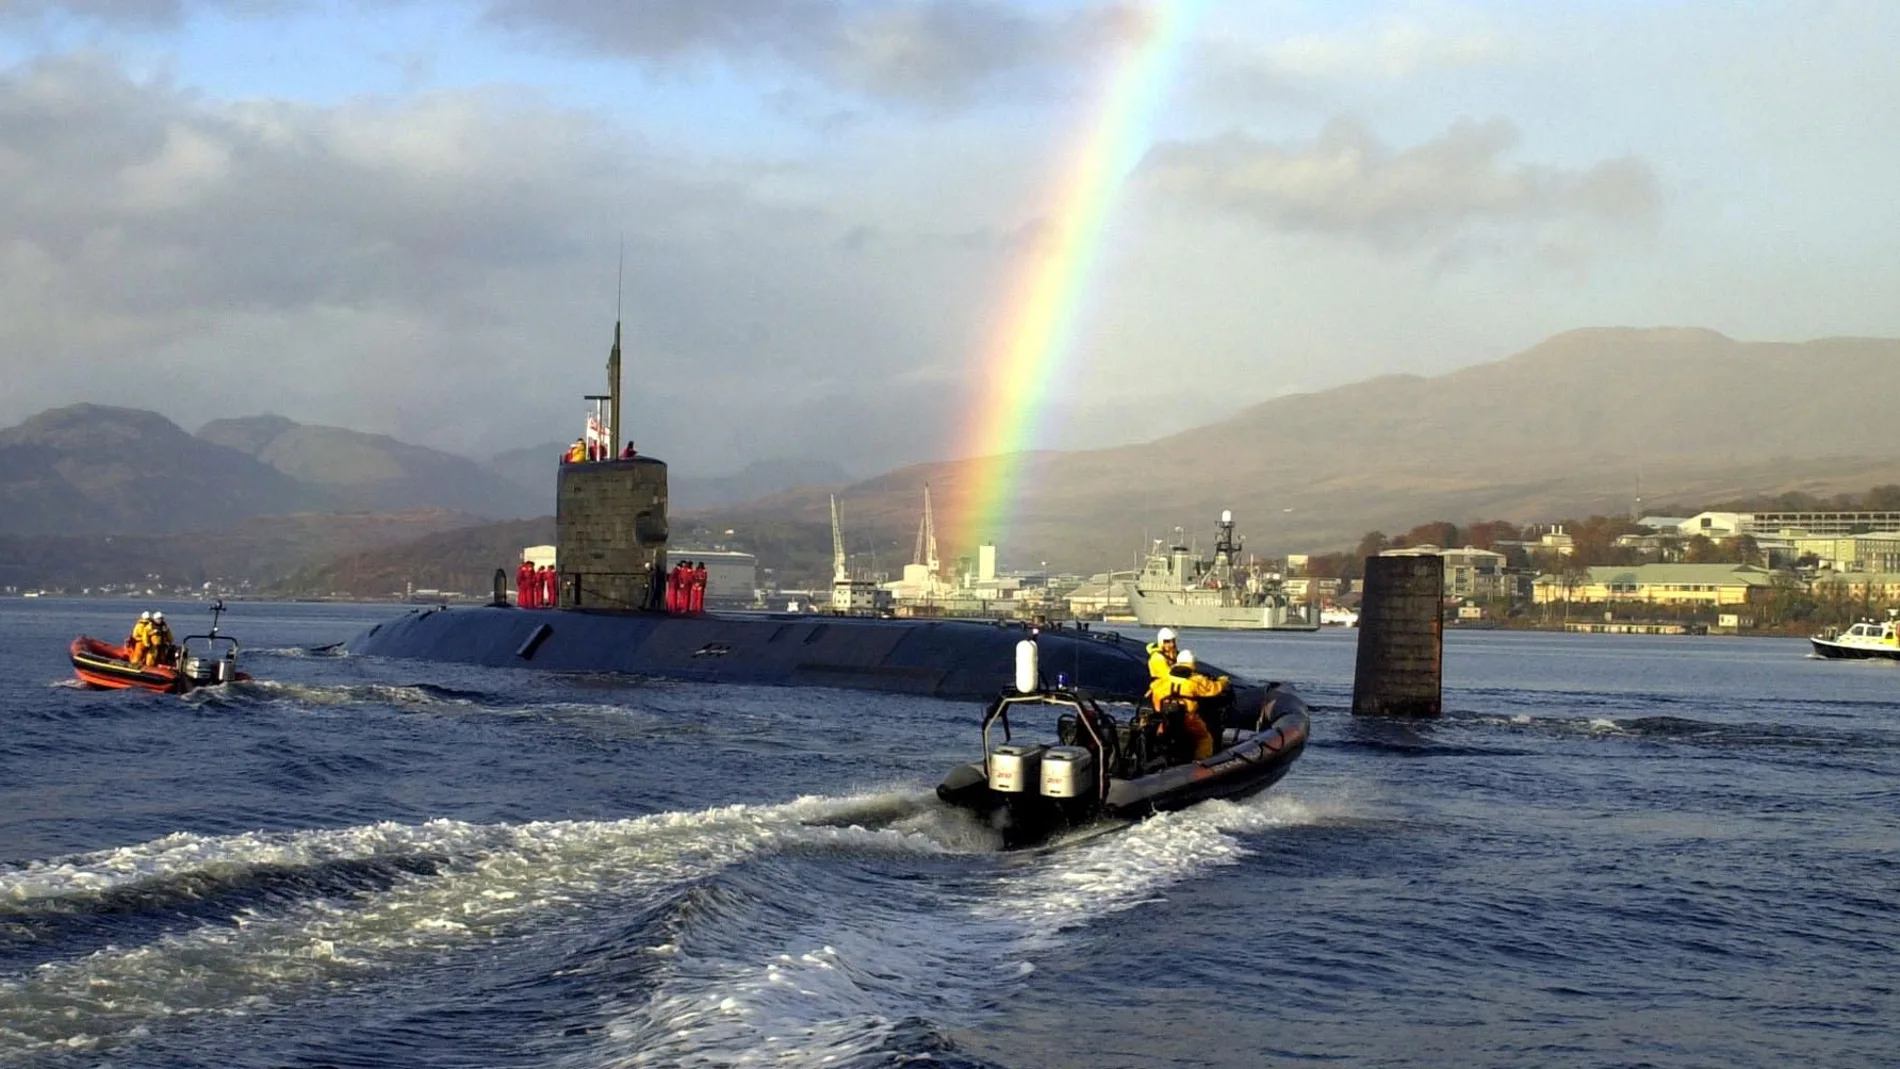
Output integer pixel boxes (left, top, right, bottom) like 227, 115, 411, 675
516, 560, 533, 607
538, 566, 555, 609
672, 562, 695, 611
689, 561, 708, 613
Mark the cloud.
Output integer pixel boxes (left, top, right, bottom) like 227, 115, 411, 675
480, 0, 1145, 105
1269, 10, 1515, 81
0, 0, 292, 28
1140, 116, 1662, 258
0, 52, 1001, 467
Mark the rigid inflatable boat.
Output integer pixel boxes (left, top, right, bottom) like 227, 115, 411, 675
70, 602, 249, 694
937, 641, 1309, 848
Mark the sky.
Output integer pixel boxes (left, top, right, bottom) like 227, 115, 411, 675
1, 0, 1896, 478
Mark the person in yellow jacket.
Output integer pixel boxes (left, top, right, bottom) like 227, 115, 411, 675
1144, 627, 1179, 680
565, 438, 588, 464
1145, 648, 1229, 761
126, 611, 153, 667
149, 611, 176, 667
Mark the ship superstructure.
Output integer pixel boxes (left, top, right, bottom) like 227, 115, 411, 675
1127, 511, 1318, 631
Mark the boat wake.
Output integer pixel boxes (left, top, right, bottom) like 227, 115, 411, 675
0, 789, 1331, 1062
185, 679, 484, 710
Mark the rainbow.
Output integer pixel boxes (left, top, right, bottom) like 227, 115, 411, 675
949, 1, 1204, 560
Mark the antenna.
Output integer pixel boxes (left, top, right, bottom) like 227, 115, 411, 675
831, 494, 848, 584
923, 483, 939, 573
607, 238, 624, 457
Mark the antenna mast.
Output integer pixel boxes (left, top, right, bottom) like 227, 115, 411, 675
831, 494, 848, 584
923, 482, 939, 573
608, 238, 624, 455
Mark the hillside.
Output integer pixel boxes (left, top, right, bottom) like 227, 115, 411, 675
0, 405, 315, 536
271, 517, 556, 598
685, 329, 1900, 572
200, 415, 543, 519
0, 509, 486, 590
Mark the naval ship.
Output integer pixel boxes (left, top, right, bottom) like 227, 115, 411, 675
1126, 511, 1319, 632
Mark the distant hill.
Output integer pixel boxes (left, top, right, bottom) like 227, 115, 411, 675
485, 447, 851, 515
485, 441, 566, 514
670, 458, 852, 510
684, 329, 1900, 572
271, 517, 556, 598
200, 415, 543, 519
0, 405, 314, 536
0, 509, 486, 590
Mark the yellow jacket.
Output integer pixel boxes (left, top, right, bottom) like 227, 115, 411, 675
152, 623, 175, 647
129, 619, 152, 647
1146, 665, 1229, 713
1145, 642, 1177, 680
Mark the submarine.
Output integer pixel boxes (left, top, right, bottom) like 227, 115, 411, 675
344, 324, 1276, 716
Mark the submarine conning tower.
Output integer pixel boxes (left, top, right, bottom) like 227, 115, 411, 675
555, 455, 670, 611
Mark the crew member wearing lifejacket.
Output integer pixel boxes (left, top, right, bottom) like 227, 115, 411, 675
516, 560, 534, 607
1145, 627, 1179, 680
1146, 649, 1227, 761
149, 612, 175, 668
127, 611, 153, 666
689, 561, 708, 613
564, 438, 587, 464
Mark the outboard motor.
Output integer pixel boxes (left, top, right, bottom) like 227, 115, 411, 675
989, 743, 1044, 793
214, 655, 237, 684
183, 657, 217, 684
1039, 746, 1094, 799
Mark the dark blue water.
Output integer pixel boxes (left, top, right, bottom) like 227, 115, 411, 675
2, 599, 1896, 1067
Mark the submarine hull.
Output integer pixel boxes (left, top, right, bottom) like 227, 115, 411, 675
346, 605, 1269, 712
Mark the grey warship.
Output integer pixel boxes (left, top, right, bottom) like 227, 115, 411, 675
1127, 510, 1319, 631
344, 326, 1277, 715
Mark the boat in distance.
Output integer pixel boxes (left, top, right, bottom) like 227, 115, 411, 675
1128, 510, 1319, 631
1809, 616, 1900, 661
936, 640, 1309, 848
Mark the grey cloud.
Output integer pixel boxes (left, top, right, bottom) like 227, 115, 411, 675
1141, 116, 1662, 256
0, 53, 999, 470
482, 0, 1143, 104
0, 0, 291, 27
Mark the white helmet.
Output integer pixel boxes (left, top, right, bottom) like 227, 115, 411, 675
1157, 627, 1177, 643
1177, 649, 1197, 667
139, 611, 151, 620
152, 611, 164, 621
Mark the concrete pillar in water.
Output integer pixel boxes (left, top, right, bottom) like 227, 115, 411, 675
1352, 555, 1443, 718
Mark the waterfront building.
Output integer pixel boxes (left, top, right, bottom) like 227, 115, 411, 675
1381, 545, 1510, 600
1531, 563, 1777, 607
1808, 571, 1900, 604
1678, 511, 1900, 539
1792, 533, 1900, 574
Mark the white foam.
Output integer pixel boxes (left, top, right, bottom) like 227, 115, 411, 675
578, 791, 1332, 1068
212, 680, 463, 708
0, 793, 944, 1057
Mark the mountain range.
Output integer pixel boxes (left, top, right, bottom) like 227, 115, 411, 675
685, 328, 1900, 573
11, 328, 1900, 593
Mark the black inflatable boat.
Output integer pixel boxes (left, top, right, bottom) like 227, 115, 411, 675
937, 667, 1310, 849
